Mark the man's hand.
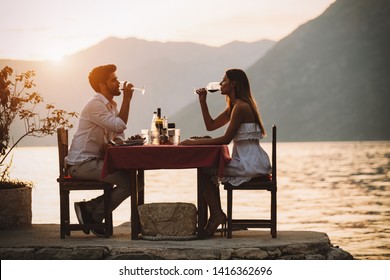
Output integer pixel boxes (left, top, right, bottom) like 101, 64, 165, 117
122, 82, 134, 101
112, 138, 124, 145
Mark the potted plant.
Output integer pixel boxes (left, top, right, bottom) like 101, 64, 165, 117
0, 66, 77, 229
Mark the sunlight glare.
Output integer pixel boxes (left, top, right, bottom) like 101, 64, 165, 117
49, 51, 64, 63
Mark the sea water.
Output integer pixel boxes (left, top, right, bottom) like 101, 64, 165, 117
5, 141, 390, 260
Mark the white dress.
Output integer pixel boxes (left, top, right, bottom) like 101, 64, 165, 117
221, 123, 271, 186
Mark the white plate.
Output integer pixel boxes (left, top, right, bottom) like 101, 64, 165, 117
117, 139, 145, 146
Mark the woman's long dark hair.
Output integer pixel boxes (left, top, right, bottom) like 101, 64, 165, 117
225, 69, 266, 136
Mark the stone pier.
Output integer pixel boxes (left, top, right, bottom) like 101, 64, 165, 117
0, 223, 353, 260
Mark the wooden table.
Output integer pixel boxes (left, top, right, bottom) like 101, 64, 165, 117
102, 145, 231, 239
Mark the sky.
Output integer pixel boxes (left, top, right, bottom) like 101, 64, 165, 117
0, 0, 335, 61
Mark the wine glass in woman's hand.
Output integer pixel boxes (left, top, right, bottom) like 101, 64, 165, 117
193, 82, 220, 95
206, 82, 221, 93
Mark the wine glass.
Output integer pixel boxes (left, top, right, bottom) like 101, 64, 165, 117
193, 82, 221, 94
119, 81, 146, 95
206, 82, 221, 93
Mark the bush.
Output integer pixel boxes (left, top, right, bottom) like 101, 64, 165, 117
0, 66, 78, 188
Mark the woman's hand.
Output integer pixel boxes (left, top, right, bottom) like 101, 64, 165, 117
179, 139, 194, 146
195, 88, 207, 103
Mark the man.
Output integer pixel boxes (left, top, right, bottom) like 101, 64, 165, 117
66, 64, 134, 237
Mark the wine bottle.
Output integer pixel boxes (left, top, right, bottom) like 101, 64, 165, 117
159, 128, 168, 145
168, 123, 176, 145
150, 111, 158, 145
154, 108, 163, 144
162, 116, 168, 130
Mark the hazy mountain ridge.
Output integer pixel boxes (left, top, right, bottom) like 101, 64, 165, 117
1, 38, 274, 146
173, 0, 390, 141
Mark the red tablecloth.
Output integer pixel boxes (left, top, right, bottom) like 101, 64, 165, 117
102, 145, 231, 178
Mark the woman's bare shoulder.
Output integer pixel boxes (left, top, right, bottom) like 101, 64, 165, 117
234, 100, 252, 111
233, 100, 256, 122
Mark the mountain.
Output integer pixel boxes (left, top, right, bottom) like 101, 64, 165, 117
1, 38, 274, 146
173, 0, 390, 141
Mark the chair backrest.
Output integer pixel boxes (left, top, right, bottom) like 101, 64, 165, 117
57, 128, 69, 179
271, 125, 277, 184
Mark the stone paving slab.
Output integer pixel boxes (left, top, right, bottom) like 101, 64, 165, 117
0, 223, 354, 260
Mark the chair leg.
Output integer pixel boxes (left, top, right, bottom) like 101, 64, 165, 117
60, 188, 70, 238
271, 189, 277, 238
103, 185, 113, 237
227, 189, 233, 238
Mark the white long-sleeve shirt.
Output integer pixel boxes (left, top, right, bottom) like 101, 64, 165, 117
66, 93, 126, 165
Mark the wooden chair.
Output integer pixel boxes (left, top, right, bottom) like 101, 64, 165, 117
223, 125, 277, 238
56, 128, 113, 239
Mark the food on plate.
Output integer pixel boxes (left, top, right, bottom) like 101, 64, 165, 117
190, 135, 212, 140
127, 134, 144, 140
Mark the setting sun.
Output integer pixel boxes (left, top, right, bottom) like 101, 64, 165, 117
48, 52, 64, 63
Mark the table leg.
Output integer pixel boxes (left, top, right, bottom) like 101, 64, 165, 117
137, 169, 145, 206
130, 169, 139, 240
197, 168, 208, 239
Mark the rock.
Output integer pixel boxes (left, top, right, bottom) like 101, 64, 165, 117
327, 246, 354, 260
0, 224, 356, 260
0, 248, 35, 260
138, 203, 197, 237
233, 248, 268, 259
34, 247, 108, 260
0, 186, 32, 229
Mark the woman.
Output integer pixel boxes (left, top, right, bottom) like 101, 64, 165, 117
180, 69, 271, 237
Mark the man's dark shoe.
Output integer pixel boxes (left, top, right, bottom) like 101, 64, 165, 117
74, 201, 91, 234
75, 202, 110, 237
91, 227, 106, 238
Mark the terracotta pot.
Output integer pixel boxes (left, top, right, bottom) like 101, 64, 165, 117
0, 186, 32, 229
